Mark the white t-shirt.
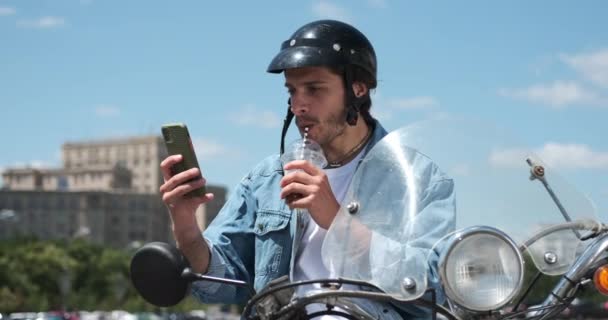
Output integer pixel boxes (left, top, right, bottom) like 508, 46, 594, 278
292, 149, 366, 318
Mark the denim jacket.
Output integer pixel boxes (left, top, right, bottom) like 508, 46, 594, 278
191, 120, 456, 319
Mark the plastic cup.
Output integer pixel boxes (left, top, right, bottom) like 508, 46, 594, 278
280, 138, 327, 171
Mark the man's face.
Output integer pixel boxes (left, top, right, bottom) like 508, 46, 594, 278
284, 66, 347, 147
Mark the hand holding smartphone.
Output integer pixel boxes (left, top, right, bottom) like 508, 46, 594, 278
161, 123, 206, 198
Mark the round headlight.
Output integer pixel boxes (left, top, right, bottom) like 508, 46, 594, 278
440, 226, 524, 312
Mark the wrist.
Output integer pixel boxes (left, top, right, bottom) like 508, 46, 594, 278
317, 199, 340, 229
173, 224, 202, 246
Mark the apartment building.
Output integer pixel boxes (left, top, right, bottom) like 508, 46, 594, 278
0, 135, 227, 247
62, 136, 166, 194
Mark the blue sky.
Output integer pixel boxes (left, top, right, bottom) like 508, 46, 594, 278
1, 1, 607, 214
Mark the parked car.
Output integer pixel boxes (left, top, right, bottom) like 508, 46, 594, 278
184, 311, 206, 320
9, 313, 37, 320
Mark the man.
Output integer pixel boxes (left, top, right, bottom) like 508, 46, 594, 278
159, 20, 455, 318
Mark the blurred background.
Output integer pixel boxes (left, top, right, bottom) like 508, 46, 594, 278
1, 0, 607, 319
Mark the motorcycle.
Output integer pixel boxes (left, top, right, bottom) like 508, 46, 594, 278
131, 116, 607, 319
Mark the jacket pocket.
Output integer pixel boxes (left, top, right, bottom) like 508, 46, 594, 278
254, 209, 290, 236
253, 209, 291, 278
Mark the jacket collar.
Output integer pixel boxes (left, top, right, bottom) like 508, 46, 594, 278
363, 118, 387, 156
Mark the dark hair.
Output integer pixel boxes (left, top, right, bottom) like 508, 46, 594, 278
329, 65, 376, 125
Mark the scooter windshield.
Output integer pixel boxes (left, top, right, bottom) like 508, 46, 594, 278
322, 116, 598, 300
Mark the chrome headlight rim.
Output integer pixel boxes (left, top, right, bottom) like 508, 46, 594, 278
439, 225, 525, 312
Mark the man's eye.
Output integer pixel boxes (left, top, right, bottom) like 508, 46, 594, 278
308, 87, 320, 94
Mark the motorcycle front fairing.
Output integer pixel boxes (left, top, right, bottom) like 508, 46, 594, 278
323, 135, 456, 302
321, 116, 598, 311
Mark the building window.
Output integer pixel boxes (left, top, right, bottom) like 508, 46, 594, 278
57, 196, 65, 208
128, 231, 136, 240
41, 197, 50, 210
31, 195, 40, 209
70, 198, 78, 210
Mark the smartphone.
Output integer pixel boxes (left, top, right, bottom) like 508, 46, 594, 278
161, 123, 206, 198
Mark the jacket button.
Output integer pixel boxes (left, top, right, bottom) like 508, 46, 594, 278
257, 223, 264, 232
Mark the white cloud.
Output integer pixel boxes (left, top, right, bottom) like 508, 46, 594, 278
95, 105, 120, 118
17, 16, 65, 29
30, 160, 54, 169
9, 160, 55, 169
501, 48, 608, 108
372, 91, 440, 120
498, 81, 606, 108
0, 7, 16, 16
368, 0, 387, 9
489, 143, 608, 170
560, 48, 608, 89
312, 1, 353, 23
387, 96, 439, 110
231, 105, 281, 129
538, 143, 608, 169
192, 138, 234, 160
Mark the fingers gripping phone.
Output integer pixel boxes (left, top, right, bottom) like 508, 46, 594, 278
161, 123, 206, 198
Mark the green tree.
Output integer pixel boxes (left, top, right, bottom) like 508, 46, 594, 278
0, 238, 218, 314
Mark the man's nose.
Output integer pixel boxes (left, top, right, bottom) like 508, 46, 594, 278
290, 93, 309, 115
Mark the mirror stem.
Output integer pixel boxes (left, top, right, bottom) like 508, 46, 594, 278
181, 268, 256, 298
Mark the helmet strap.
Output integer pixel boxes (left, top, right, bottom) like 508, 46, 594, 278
280, 99, 294, 156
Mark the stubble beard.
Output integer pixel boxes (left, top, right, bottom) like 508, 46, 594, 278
317, 108, 348, 150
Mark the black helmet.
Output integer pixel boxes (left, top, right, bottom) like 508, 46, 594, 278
267, 19, 377, 87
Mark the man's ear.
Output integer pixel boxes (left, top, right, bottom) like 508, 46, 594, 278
352, 82, 368, 98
